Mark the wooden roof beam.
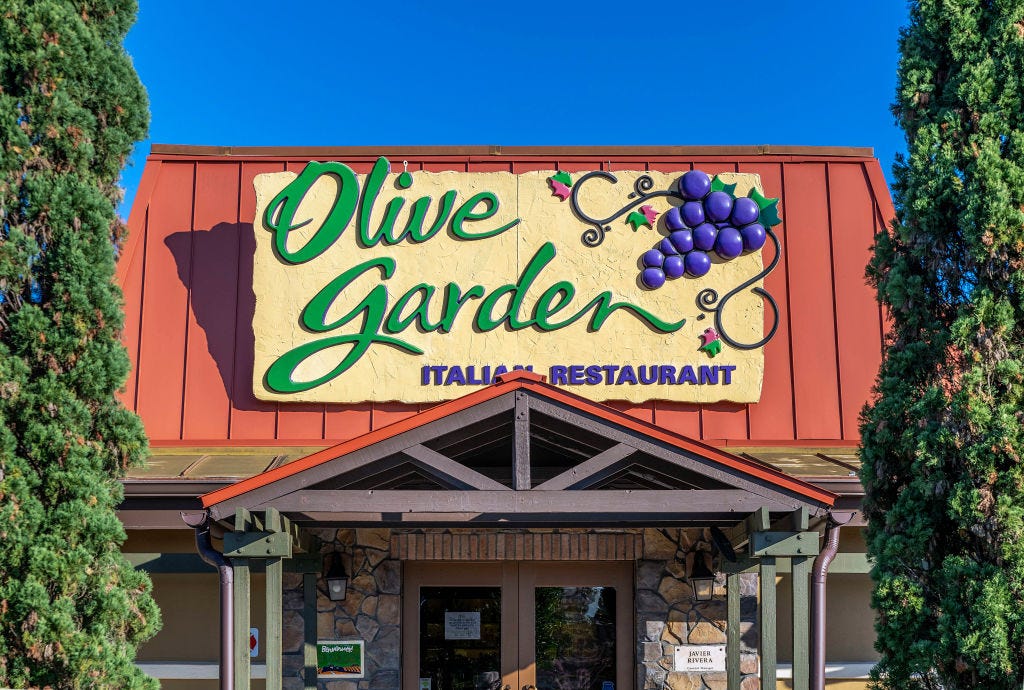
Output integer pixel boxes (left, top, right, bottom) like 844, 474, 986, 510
533, 443, 636, 490
773, 507, 809, 532
723, 507, 771, 552
403, 444, 510, 491
207, 393, 517, 520
234, 507, 263, 533
527, 397, 831, 511
260, 489, 794, 519
514, 390, 530, 490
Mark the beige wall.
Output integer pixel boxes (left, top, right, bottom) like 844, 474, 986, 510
838, 528, 868, 553
775, 573, 878, 663
137, 573, 267, 663
126, 528, 270, 664
738, 525, 876, 670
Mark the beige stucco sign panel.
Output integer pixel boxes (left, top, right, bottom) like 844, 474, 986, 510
252, 163, 772, 404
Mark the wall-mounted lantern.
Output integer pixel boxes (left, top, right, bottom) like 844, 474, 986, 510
686, 526, 736, 602
323, 553, 348, 602
688, 552, 717, 602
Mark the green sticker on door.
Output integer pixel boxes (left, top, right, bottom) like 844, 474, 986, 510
317, 639, 364, 679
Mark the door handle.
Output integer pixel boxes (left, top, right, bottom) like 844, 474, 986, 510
523, 686, 536, 690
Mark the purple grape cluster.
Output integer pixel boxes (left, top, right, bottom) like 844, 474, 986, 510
640, 170, 769, 290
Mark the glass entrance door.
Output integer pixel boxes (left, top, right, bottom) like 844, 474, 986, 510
404, 562, 632, 690
519, 564, 631, 690
404, 563, 517, 690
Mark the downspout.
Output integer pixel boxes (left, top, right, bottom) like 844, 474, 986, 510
183, 512, 233, 690
810, 511, 855, 690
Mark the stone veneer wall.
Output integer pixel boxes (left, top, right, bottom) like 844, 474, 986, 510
280, 527, 758, 690
282, 528, 400, 690
638, 529, 759, 690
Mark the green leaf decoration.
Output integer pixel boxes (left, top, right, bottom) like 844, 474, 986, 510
700, 340, 723, 357
749, 188, 782, 227
711, 175, 738, 197
626, 210, 651, 231
551, 170, 572, 187
748, 187, 772, 208
758, 200, 782, 227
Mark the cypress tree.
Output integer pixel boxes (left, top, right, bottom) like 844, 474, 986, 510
861, 1, 1024, 687
0, 1, 160, 687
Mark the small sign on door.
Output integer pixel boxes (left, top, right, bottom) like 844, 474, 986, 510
674, 644, 726, 672
249, 628, 258, 657
444, 611, 481, 640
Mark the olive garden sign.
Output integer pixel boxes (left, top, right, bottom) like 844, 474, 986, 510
252, 158, 781, 404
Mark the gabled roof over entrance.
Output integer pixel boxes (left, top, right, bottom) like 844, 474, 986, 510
202, 372, 835, 526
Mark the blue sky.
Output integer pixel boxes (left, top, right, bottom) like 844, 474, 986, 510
120, 1, 908, 216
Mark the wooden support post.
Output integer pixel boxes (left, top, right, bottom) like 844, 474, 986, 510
303, 572, 317, 690
727, 571, 741, 690
266, 556, 283, 690
759, 556, 777, 690
514, 391, 530, 490
791, 555, 811, 690
232, 558, 250, 690
262, 508, 285, 690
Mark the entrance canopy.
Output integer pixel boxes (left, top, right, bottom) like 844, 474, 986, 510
199, 370, 838, 690
202, 371, 834, 527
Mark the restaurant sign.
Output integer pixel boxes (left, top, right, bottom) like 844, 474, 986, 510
252, 158, 781, 404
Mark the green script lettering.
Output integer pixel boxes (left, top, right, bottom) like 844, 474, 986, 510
264, 243, 687, 393
264, 157, 519, 260
358, 156, 407, 246
385, 284, 443, 333
451, 191, 521, 240
407, 190, 457, 243
265, 258, 422, 393
263, 161, 359, 264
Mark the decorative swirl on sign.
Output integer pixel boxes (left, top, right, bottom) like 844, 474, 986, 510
563, 166, 782, 350
695, 226, 782, 350
569, 171, 684, 247
632, 175, 656, 196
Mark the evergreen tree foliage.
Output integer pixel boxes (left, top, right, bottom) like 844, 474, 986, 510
0, 1, 160, 687
861, 1, 1024, 687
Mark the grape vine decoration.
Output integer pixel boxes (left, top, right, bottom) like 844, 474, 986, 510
547, 168, 783, 351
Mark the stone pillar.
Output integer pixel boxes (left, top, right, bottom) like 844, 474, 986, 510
637, 529, 760, 690
281, 528, 400, 690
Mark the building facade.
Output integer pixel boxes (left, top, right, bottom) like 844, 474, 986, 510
117, 145, 892, 690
